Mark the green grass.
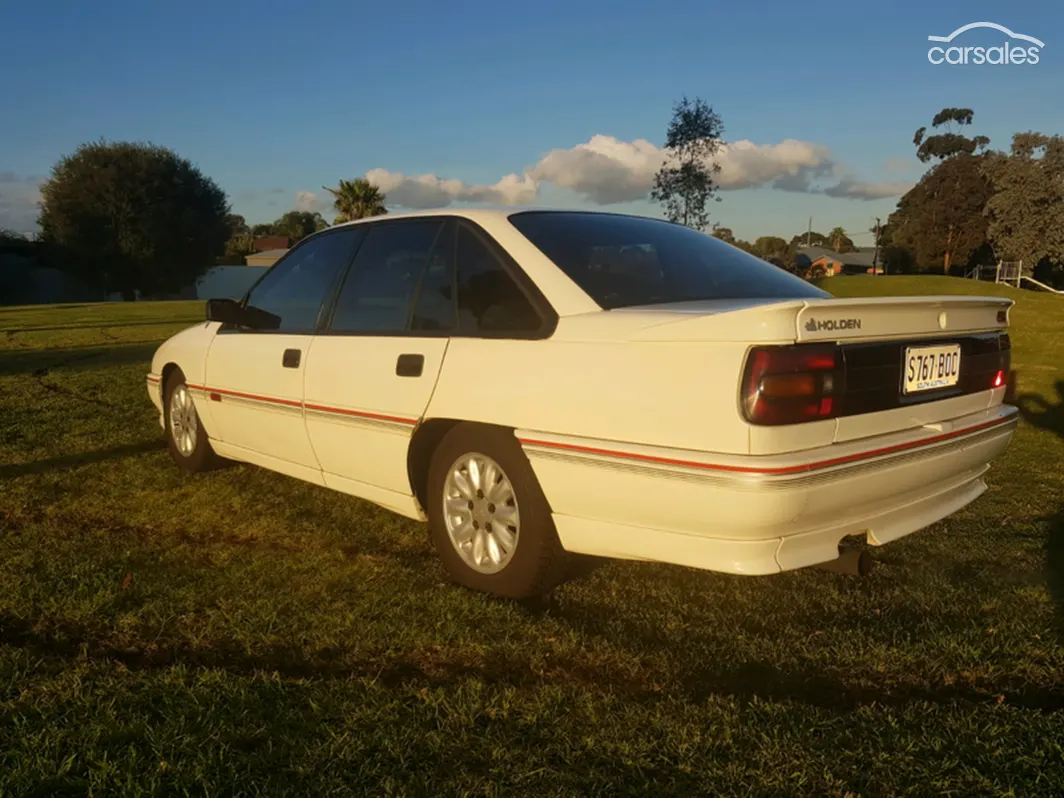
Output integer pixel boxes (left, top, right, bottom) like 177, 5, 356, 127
1, 278, 1063, 796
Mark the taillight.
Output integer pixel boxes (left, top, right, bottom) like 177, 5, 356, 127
993, 370, 1005, 388
741, 345, 843, 426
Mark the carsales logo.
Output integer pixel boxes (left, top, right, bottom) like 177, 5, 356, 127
928, 22, 1044, 65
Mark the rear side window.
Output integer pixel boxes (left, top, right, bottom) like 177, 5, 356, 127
509, 211, 829, 309
329, 220, 442, 333
455, 224, 542, 334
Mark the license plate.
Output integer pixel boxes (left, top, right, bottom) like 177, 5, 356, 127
903, 344, 961, 394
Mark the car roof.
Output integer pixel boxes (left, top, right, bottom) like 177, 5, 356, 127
326, 206, 663, 230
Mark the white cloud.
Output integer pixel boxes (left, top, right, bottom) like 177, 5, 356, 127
527, 135, 836, 203
822, 177, 914, 200
341, 134, 911, 211
294, 190, 324, 213
364, 168, 538, 209
529, 136, 662, 204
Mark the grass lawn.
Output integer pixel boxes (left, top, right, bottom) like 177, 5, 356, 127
1, 278, 1063, 796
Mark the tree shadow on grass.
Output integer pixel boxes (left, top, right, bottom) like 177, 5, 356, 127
0, 439, 164, 480
0, 342, 159, 377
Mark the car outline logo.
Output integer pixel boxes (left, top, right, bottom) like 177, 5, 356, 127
928, 22, 1045, 48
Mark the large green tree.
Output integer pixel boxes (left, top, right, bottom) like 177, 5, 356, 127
887, 108, 992, 273
323, 178, 388, 224
271, 210, 328, 241
38, 140, 229, 299
982, 132, 1064, 276
650, 96, 724, 230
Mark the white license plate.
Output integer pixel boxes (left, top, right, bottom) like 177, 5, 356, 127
903, 344, 961, 394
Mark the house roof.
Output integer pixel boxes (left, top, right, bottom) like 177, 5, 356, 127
246, 248, 289, 260
796, 247, 882, 268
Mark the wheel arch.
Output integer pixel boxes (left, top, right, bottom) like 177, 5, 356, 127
408, 418, 524, 512
160, 361, 182, 396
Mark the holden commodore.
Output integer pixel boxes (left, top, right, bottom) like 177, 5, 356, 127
146, 209, 1016, 598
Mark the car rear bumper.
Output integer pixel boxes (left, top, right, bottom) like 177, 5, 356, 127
518, 405, 1018, 574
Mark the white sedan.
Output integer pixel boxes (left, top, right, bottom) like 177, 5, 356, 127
147, 209, 1017, 598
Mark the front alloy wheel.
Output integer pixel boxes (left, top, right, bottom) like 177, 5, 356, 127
163, 368, 219, 473
169, 383, 198, 457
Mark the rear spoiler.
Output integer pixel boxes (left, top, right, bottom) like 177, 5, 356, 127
794, 296, 1013, 343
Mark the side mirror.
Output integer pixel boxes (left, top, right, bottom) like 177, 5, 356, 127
205, 298, 281, 330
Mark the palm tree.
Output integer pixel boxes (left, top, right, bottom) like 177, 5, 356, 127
322, 178, 388, 223
828, 226, 849, 253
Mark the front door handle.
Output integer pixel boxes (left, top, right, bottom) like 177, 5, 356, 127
282, 348, 301, 369
396, 353, 424, 377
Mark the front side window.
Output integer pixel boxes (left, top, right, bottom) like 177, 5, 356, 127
509, 211, 830, 309
329, 220, 443, 333
243, 228, 363, 331
410, 222, 457, 332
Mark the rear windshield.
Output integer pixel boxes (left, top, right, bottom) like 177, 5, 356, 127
509, 211, 830, 309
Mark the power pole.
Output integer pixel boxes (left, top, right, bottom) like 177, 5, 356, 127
872, 217, 882, 275
806, 216, 812, 248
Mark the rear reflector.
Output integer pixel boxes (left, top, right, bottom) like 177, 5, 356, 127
742, 345, 842, 426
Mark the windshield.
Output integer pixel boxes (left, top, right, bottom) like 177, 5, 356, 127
509, 211, 830, 309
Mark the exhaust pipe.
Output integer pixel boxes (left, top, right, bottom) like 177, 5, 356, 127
815, 547, 873, 576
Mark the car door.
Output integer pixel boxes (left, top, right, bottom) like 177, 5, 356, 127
302, 218, 453, 513
204, 227, 364, 480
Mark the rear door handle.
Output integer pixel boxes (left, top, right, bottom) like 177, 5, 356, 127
396, 354, 424, 377
282, 348, 302, 369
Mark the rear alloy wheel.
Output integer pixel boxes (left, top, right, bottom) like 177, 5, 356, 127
427, 424, 569, 598
443, 452, 522, 574
164, 369, 219, 472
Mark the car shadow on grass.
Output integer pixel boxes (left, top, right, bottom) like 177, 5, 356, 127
1014, 380, 1064, 646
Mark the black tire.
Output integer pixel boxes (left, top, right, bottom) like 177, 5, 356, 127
427, 423, 569, 599
163, 369, 219, 473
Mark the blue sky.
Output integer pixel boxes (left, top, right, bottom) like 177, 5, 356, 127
1, 0, 1061, 243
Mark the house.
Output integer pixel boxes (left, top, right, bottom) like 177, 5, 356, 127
796, 247, 884, 277
245, 248, 289, 268
252, 235, 291, 252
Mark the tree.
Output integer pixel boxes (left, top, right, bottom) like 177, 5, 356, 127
711, 225, 735, 243
790, 231, 828, 249
913, 108, 991, 164
983, 133, 1064, 277
650, 96, 724, 230
226, 214, 249, 238
271, 210, 328, 241
827, 226, 855, 253
889, 108, 992, 273
323, 178, 387, 223
887, 154, 992, 273
751, 235, 793, 265
37, 140, 229, 299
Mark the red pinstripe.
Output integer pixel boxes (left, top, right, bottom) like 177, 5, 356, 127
180, 381, 416, 426
519, 414, 1016, 477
